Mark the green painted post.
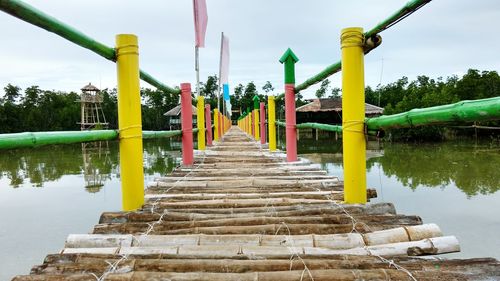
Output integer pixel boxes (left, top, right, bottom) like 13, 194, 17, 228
253, 95, 260, 110
279, 48, 299, 84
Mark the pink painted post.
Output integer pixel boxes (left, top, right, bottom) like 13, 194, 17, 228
285, 84, 297, 162
205, 104, 212, 146
180, 83, 193, 165
260, 102, 266, 144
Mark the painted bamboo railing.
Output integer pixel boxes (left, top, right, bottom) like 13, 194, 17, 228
0, 130, 187, 150
274, 96, 500, 135
365, 96, 500, 131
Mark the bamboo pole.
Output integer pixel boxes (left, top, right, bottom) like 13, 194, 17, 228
197, 96, 206, 150
341, 27, 366, 204
116, 34, 144, 211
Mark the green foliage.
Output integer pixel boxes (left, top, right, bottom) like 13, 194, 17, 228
262, 81, 274, 93
141, 87, 179, 130
3, 68, 496, 136
0, 84, 180, 132
199, 75, 219, 110
329, 87, 341, 99
366, 69, 500, 141
315, 79, 330, 98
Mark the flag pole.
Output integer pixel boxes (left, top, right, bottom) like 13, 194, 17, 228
195, 46, 200, 96
217, 32, 223, 114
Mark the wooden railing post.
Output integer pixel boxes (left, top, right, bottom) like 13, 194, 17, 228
116, 34, 144, 211
260, 102, 266, 144
253, 95, 260, 141
181, 83, 194, 166
341, 27, 367, 204
279, 48, 299, 162
205, 104, 212, 146
268, 95, 276, 151
196, 96, 205, 150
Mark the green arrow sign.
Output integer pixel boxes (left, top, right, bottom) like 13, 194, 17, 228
279, 48, 299, 84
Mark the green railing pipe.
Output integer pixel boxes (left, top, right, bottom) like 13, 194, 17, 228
365, 0, 431, 38
366, 96, 500, 132
142, 130, 181, 139
296, 122, 342, 133
0, 130, 118, 150
0, 129, 196, 150
139, 71, 180, 95
294, 0, 431, 92
274, 97, 499, 134
0, 0, 180, 94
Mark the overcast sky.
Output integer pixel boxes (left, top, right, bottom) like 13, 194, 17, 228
1, 0, 499, 99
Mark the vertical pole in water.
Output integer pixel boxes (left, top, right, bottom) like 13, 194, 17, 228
341, 27, 366, 204
213, 108, 219, 141
253, 96, 260, 141
197, 96, 205, 150
205, 104, 212, 146
116, 34, 144, 211
279, 48, 299, 162
260, 102, 266, 144
268, 95, 276, 151
181, 83, 194, 166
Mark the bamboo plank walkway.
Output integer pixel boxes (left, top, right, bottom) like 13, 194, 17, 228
14, 127, 500, 280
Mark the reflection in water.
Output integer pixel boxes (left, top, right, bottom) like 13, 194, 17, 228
369, 143, 500, 197
82, 142, 112, 193
0, 138, 180, 191
292, 132, 500, 197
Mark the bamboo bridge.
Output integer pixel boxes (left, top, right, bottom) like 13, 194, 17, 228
2, 0, 500, 279
12, 127, 500, 280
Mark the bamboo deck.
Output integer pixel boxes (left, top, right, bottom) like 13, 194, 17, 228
14, 127, 500, 280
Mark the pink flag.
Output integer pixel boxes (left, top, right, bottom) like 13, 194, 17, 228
193, 0, 208, 47
219, 33, 230, 84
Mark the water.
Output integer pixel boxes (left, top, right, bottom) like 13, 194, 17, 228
284, 133, 500, 262
0, 139, 181, 280
1, 134, 499, 279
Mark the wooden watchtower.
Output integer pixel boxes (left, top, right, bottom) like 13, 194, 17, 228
78, 83, 108, 130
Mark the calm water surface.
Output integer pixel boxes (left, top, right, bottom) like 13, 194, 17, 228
285, 134, 500, 262
0, 139, 181, 280
1, 133, 499, 279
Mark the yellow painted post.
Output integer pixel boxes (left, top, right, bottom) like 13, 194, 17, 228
197, 96, 205, 150
248, 113, 252, 135
116, 34, 144, 211
213, 109, 219, 141
254, 109, 260, 140
268, 95, 276, 151
341, 27, 366, 204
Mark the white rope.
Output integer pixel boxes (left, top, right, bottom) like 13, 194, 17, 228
372, 254, 418, 281
302, 167, 417, 281
276, 221, 315, 281
94, 151, 207, 280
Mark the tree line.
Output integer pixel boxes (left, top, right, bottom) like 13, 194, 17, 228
1, 68, 498, 139
0, 85, 180, 132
